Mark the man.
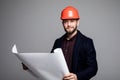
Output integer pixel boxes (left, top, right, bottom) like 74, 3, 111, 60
51, 6, 98, 80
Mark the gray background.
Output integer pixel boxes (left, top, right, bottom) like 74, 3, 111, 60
0, 0, 120, 80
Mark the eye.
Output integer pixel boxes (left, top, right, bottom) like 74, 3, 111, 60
63, 20, 68, 24
63, 21, 67, 23
70, 20, 75, 22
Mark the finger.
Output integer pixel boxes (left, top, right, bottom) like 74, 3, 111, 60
63, 73, 77, 80
64, 75, 75, 80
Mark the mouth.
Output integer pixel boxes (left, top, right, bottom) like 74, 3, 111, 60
66, 27, 74, 30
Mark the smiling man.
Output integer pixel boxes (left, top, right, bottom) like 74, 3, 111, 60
51, 6, 98, 80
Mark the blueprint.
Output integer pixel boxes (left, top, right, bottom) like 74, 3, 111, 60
12, 44, 69, 80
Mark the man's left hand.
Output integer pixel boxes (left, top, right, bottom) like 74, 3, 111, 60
63, 73, 77, 80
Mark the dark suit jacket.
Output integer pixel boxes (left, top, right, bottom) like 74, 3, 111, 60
51, 30, 98, 80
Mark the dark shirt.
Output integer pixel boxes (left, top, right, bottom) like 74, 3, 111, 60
62, 34, 77, 71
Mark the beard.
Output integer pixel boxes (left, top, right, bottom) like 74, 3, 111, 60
64, 26, 77, 35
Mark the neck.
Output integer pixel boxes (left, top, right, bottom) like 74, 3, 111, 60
67, 30, 77, 40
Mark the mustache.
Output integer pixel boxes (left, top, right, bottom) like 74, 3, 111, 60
66, 26, 74, 29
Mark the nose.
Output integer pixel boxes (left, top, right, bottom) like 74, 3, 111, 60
67, 21, 71, 26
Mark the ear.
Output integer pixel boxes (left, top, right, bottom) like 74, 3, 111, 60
77, 19, 80, 26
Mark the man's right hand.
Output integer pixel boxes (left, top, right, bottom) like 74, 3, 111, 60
22, 63, 29, 70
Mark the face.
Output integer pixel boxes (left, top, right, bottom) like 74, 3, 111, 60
62, 19, 79, 35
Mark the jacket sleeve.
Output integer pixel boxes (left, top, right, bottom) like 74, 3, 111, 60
51, 39, 59, 53
76, 39, 98, 80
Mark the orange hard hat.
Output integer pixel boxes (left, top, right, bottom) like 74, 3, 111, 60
61, 6, 80, 20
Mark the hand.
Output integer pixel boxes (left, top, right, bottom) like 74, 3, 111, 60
22, 63, 29, 70
63, 73, 77, 80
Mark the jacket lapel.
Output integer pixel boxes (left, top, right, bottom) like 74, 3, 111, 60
71, 30, 83, 73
